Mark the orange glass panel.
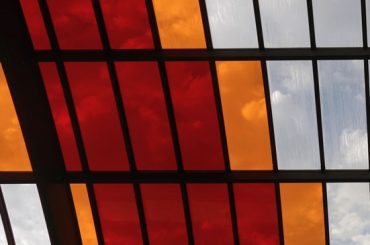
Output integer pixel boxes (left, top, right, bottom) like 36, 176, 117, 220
152, 0, 206, 48
280, 183, 326, 245
70, 184, 98, 245
0, 64, 32, 171
216, 61, 272, 170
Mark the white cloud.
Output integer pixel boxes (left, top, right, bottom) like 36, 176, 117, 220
339, 129, 368, 169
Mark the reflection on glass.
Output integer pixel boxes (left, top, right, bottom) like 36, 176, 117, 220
259, 0, 310, 47
312, 0, 362, 47
205, 0, 258, 48
318, 60, 368, 169
327, 183, 370, 244
152, 0, 206, 48
0, 64, 32, 171
268, 61, 320, 169
2, 184, 50, 245
216, 61, 272, 170
280, 183, 326, 245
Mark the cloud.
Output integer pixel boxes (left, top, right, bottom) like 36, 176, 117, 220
339, 129, 368, 169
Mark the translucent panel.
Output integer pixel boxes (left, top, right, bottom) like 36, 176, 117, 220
187, 184, 234, 244
19, 0, 51, 49
39, 62, 81, 171
216, 61, 272, 170
318, 60, 368, 169
205, 0, 258, 48
166, 62, 224, 170
141, 184, 187, 245
115, 62, 176, 170
152, 0, 206, 48
312, 0, 362, 47
2, 184, 50, 245
65, 62, 129, 171
0, 213, 7, 245
233, 184, 279, 244
100, 0, 154, 49
267, 61, 321, 169
46, 0, 102, 49
0, 64, 32, 171
280, 183, 326, 245
327, 183, 370, 244
70, 184, 98, 245
259, 0, 310, 47
94, 184, 142, 245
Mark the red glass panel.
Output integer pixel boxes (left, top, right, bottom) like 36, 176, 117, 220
65, 62, 128, 171
166, 62, 224, 170
39, 62, 81, 171
94, 184, 142, 245
233, 184, 280, 244
46, 0, 102, 49
20, 0, 51, 49
115, 62, 176, 170
187, 184, 234, 244
100, 0, 154, 49
141, 184, 188, 245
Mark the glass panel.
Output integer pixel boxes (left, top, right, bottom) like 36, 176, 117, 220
115, 62, 176, 170
312, 0, 362, 47
187, 184, 234, 244
216, 61, 272, 170
152, 0, 206, 48
70, 184, 98, 245
280, 183, 326, 245
46, 0, 102, 49
65, 62, 129, 171
100, 0, 154, 49
166, 62, 224, 170
267, 61, 321, 169
39, 62, 81, 171
259, 0, 310, 47
318, 60, 368, 169
19, 0, 51, 49
367, 0, 370, 47
2, 184, 50, 245
327, 183, 370, 244
233, 184, 279, 244
94, 184, 142, 245
0, 64, 32, 171
0, 213, 6, 245
205, 0, 258, 48
141, 184, 187, 245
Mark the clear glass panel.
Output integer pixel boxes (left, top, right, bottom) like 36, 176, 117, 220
327, 183, 370, 244
318, 60, 368, 169
267, 61, 320, 169
259, 0, 310, 47
0, 213, 7, 245
2, 184, 50, 245
205, 0, 258, 48
312, 0, 362, 47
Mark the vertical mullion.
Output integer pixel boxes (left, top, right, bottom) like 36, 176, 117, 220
0, 187, 15, 245
253, 0, 265, 49
322, 182, 330, 245
362, 0, 368, 48
274, 182, 284, 245
364, 60, 370, 170
306, 0, 317, 48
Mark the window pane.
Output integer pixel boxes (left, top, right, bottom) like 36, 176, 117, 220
233, 184, 280, 244
259, 0, 310, 47
2, 184, 50, 245
216, 61, 272, 170
46, 0, 102, 49
152, 0, 206, 48
312, 0, 362, 47
100, 0, 154, 49
166, 62, 224, 170
205, 0, 258, 48
187, 184, 234, 244
94, 184, 142, 245
0, 212, 6, 245
280, 183, 326, 245
267, 61, 320, 169
65, 62, 129, 171
327, 183, 370, 244
0, 64, 31, 171
141, 184, 187, 245
318, 60, 368, 169
115, 62, 176, 170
